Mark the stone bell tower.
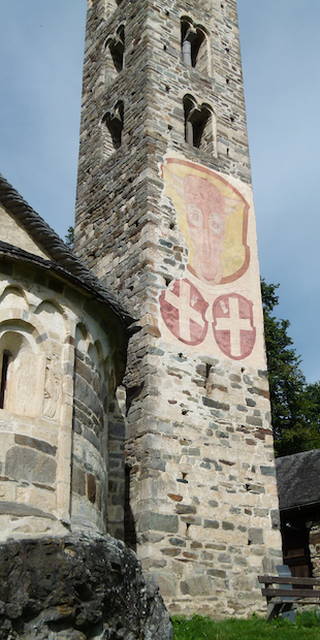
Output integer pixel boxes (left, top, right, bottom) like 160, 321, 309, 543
75, 0, 282, 618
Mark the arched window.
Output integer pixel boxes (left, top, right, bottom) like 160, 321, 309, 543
102, 100, 124, 157
183, 95, 215, 153
0, 328, 45, 417
107, 25, 125, 74
181, 17, 208, 74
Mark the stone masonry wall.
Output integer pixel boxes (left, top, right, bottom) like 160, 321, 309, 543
0, 255, 125, 540
310, 523, 320, 578
75, 0, 282, 617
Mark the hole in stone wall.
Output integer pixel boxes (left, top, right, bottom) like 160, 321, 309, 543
124, 464, 137, 551
125, 382, 144, 415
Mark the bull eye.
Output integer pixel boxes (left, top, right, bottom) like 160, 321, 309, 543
209, 212, 223, 234
187, 204, 203, 226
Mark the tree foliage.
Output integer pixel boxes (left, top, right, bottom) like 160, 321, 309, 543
65, 226, 74, 250
261, 279, 320, 457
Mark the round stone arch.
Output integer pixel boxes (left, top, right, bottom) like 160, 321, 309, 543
0, 316, 46, 417
0, 284, 28, 312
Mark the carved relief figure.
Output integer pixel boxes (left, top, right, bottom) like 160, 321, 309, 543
43, 355, 61, 419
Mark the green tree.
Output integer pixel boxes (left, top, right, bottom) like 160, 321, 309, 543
65, 226, 74, 250
261, 278, 320, 457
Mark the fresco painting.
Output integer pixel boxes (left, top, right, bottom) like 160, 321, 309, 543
160, 157, 258, 361
212, 293, 256, 360
161, 158, 250, 285
159, 278, 209, 346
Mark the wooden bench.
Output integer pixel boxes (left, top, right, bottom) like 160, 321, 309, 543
259, 574, 320, 621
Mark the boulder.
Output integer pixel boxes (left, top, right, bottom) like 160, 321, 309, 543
0, 533, 173, 640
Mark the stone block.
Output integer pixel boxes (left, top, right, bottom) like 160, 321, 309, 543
180, 575, 212, 597
204, 519, 219, 529
6, 447, 56, 486
14, 434, 57, 457
175, 504, 196, 515
87, 474, 96, 504
248, 528, 263, 545
139, 512, 179, 534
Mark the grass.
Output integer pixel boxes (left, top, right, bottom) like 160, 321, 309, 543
172, 610, 320, 639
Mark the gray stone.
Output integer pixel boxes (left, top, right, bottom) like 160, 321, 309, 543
248, 528, 264, 545
180, 575, 212, 597
204, 519, 219, 529
139, 513, 179, 534
260, 466, 276, 476
0, 501, 56, 520
175, 504, 196, 515
0, 533, 173, 640
71, 466, 86, 496
14, 434, 57, 457
222, 521, 235, 531
6, 447, 56, 485
202, 397, 230, 411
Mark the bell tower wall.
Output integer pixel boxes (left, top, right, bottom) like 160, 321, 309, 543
75, 0, 282, 617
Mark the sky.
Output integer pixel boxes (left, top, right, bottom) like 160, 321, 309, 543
0, 1, 319, 382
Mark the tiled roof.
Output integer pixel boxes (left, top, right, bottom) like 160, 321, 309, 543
0, 173, 134, 329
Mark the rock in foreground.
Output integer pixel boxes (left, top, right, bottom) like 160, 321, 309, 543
0, 533, 173, 640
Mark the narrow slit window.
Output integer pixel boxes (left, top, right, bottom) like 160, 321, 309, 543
102, 100, 124, 156
109, 25, 125, 73
0, 351, 12, 409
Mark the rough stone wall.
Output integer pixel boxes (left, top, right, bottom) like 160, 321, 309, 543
310, 523, 320, 578
75, 0, 282, 617
0, 257, 124, 540
107, 386, 126, 540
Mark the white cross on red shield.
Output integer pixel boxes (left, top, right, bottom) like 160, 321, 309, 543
212, 293, 256, 360
160, 279, 208, 346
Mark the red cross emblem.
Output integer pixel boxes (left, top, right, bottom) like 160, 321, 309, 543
160, 279, 208, 345
212, 293, 256, 359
